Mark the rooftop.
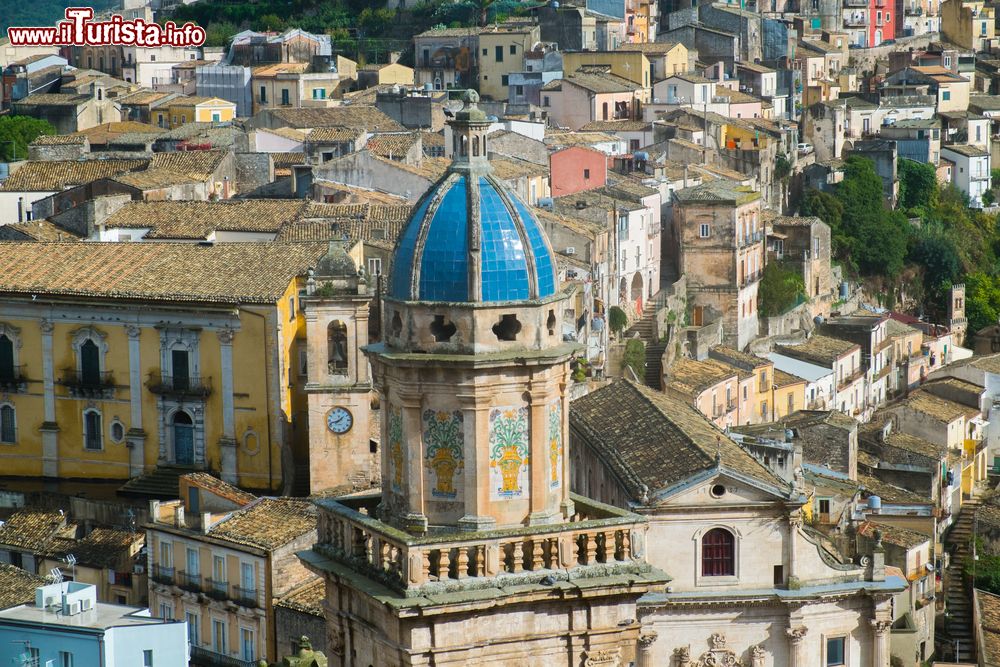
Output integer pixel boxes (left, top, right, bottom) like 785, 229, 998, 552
856, 521, 931, 549
0, 565, 47, 610
673, 180, 760, 205
666, 357, 738, 395
0, 597, 180, 631
264, 106, 404, 131
274, 578, 325, 617
776, 335, 860, 366
182, 472, 257, 506
892, 389, 980, 423
0, 242, 325, 305
0, 510, 70, 551
208, 497, 316, 551
976, 589, 1000, 665
571, 380, 788, 497
45, 528, 142, 569
0, 158, 149, 192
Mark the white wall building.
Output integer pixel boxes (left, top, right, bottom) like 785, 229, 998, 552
942, 143, 991, 207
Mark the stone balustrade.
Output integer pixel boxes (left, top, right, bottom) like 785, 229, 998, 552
314, 493, 649, 595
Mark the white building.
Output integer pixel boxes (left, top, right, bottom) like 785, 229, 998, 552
766, 352, 837, 410
0, 582, 188, 667
942, 143, 991, 208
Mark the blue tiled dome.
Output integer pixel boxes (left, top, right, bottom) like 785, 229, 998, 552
390, 173, 557, 303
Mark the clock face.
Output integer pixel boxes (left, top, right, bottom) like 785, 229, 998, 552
327, 407, 353, 434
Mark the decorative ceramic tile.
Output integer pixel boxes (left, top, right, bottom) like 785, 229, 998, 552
489, 406, 530, 500
423, 409, 464, 501
548, 402, 562, 490
387, 406, 404, 496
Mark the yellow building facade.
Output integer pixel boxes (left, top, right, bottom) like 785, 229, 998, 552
0, 242, 327, 492
166, 97, 237, 128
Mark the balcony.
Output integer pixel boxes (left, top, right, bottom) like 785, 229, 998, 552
727, 399, 738, 411
844, 16, 868, 26
741, 270, 763, 287
146, 372, 212, 399
307, 493, 653, 596
844, 0, 867, 6
177, 570, 202, 593
58, 369, 115, 398
190, 646, 258, 667
0, 365, 27, 393
905, 5, 923, 14
151, 564, 174, 585
837, 369, 864, 391
740, 230, 764, 247
204, 578, 228, 601
233, 585, 259, 608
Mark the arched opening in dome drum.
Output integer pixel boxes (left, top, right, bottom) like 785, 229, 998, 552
327, 321, 349, 375
492, 314, 521, 341
547, 310, 556, 336
430, 315, 457, 342
472, 136, 480, 156
390, 311, 402, 338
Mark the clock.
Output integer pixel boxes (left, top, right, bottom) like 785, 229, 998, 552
326, 407, 353, 434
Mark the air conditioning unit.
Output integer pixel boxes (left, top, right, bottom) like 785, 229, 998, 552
565, 247, 576, 255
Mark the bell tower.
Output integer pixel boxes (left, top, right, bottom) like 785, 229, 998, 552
302, 240, 374, 494
369, 90, 572, 533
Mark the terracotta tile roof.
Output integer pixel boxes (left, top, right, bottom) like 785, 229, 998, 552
112, 169, 202, 190
543, 71, 640, 94
45, 527, 142, 568
859, 422, 945, 466
618, 41, 683, 54
544, 131, 621, 147
373, 155, 449, 181
169, 96, 234, 107
0, 564, 47, 610
279, 203, 411, 242
571, 379, 789, 496
782, 409, 858, 430
366, 132, 420, 159
306, 127, 366, 143
580, 120, 653, 132
148, 149, 227, 181
415, 26, 483, 37
858, 473, 930, 505
15, 93, 92, 106
270, 152, 306, 168
0, 220, 81, 242
275, 578, 324, 616
266, 106, 404, 132
673, 179, 760, 205
776, 335, 859, 367
491, 156, 548, 180
30, 134, 85, 146
0, 158, 150, 192
0, 241, 325, 304
666, 357, 738, 395
0, 510, 68, 551
182, 472, 257, 506
118, 89, 173, 106
894, 390, 980, 423
73, 121, 160, 144
418, 131, 445, 148
252, 63, 309, 76
857, 520, 931, 549
310, 183, 410, 206
104, 200, 308, 239
774, 369, 805, 387
260, 127, 308, 142
977, 589, 1000, 664
208, 497, 316, 550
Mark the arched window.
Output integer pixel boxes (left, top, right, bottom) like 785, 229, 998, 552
84, 409, 102, 451
0, 405, 14, 443
702, 528, 735, 576
81, 339, 100, 385
472, 135, 480, 156
328, 321, 349, 375
0, 335, 13, 381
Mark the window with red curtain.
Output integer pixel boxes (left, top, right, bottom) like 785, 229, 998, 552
702, 528, 735, 576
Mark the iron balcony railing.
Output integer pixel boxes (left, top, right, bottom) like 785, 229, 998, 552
233, 585, 259, 608
204, 578, 229, 601
177, 570, 202, 593
58, 369, 115, 395
0, 365, 26, 392
190, 646, 258, 667
151, 564, 174, 585
146, 372, 212, 398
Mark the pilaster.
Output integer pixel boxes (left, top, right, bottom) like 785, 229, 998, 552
399, 389, 427, 533
871, 619, 891, 667
217, 328, 237, 484
786, 626, 807, 667
126, 325, 145, 477
457, 390, 495, 532
636, 632, 657, 667
39, 319, 57, 478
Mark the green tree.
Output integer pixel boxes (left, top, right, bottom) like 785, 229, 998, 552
623, 339, 646, 381
965, 271, 1000, 333
908, 223, 961, 313
608, 306, 628, 338
835, 157, 909, 277
800, 188, 850, 259
897, 158, 938, 212
0, 116, 55, 161
758, 261, 806, 317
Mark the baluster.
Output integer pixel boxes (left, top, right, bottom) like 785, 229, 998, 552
457, 545, 470, 579
421, 550, 432, 582
614, 530, 625, 561
549, 537, 560, 568
621, 530, 631, 560
531, 540, 544, 570
602, 531, 615, 563
475, 544, 486, 576
512, 541, 525, 573
584, 532, 597, 565
365, 533, 374, 565
380, 541, 390, 571
439, 548, 452, 580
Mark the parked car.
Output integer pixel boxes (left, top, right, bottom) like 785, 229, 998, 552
797, 142, 814, 155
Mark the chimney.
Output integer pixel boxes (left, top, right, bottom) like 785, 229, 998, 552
17, 197, 24, 223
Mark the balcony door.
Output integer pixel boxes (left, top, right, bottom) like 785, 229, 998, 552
172, 349, 190, 391
173, 411, 195, 465
81, 339, 100, 385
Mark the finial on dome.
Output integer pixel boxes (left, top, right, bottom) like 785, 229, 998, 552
462, 89, 480, 106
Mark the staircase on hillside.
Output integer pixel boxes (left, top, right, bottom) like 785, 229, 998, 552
117, 465, 189, 499
942, 496, 983, 663
624, 304, 666, 389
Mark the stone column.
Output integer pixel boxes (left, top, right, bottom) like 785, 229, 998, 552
786, 626, 807, 667
399, 389, 427, 533
217, 328, 238, 484
871, 619, 891, 667
126, 325, 146, 477
528, 382, 556, 525
788, 511, 803, 585
672, 646, 690, 667
636, 632, 657, 667
39, 319, 58, 478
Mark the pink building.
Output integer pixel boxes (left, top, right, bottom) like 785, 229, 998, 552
550, 146, 609, 198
